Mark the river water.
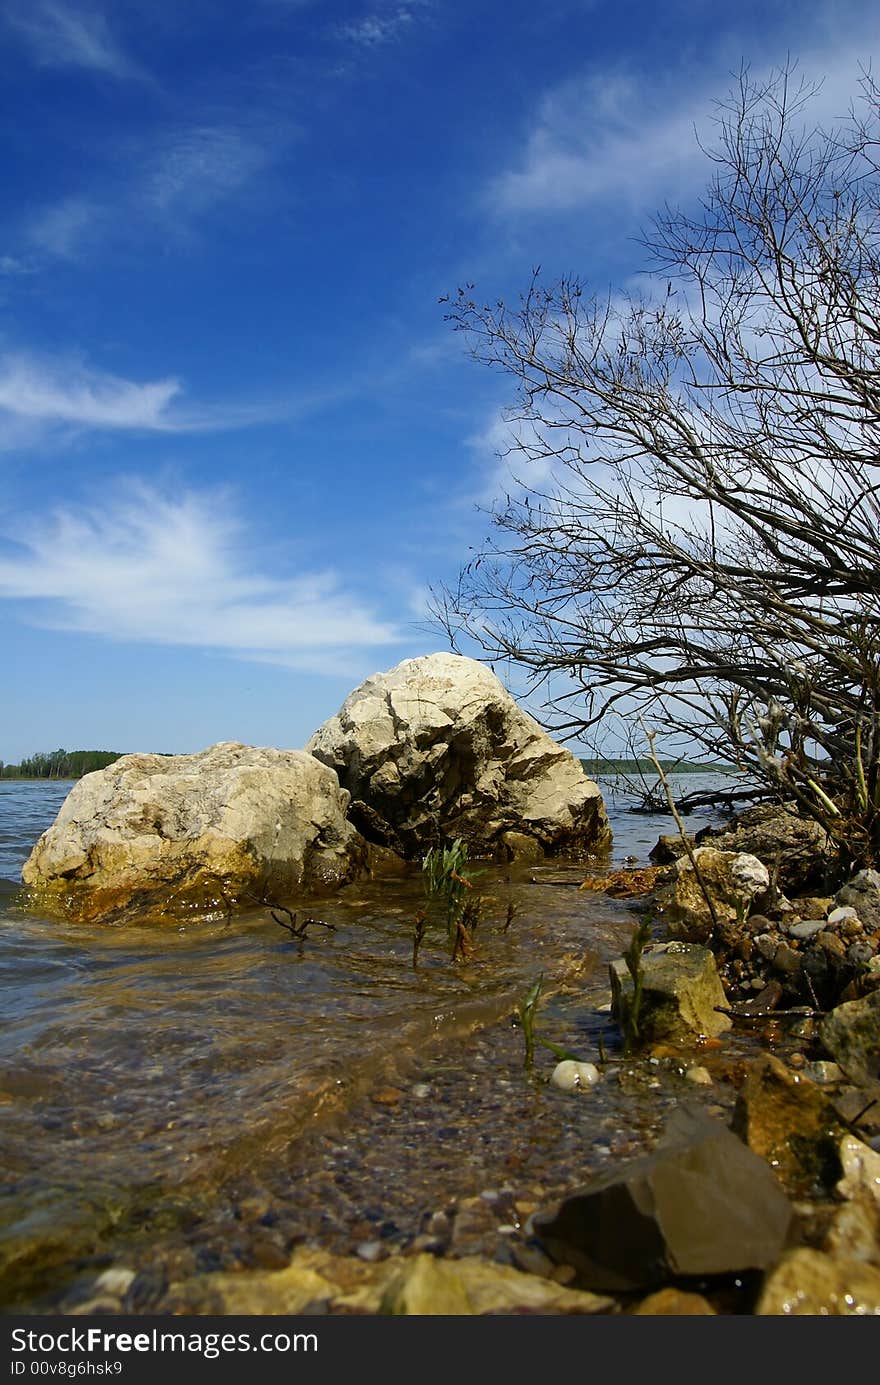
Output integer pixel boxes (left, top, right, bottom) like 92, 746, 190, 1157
0, 772, 743, 1313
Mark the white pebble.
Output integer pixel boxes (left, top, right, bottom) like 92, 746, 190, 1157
685, 1066, 713, 1086
550, 1060, 600, 1092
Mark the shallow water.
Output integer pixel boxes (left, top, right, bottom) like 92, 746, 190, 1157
0, 772, 746, 1311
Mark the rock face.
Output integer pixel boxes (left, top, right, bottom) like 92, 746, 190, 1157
306, 652, 611, 859
21, 742, 372, 923
531, 1106, 793, 1291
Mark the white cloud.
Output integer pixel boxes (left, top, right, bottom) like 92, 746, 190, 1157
0, 482, 402, 668
489, 40, 880, 219
0, 354, 182, 432
3, 1, 145, 81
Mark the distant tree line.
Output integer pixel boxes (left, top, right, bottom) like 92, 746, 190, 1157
0, 750, 122, 779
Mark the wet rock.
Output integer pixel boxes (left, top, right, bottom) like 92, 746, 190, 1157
836, 1133, 880, 1208
756, 1247, 880, 1315
306, 652, 610, 860
531, 1106, 793, 1291
632, 1287, 716, 1314
497, 831, 546, 863
609, 942, 732, 1043
21, 742, 377, 924
695, 803, 836, 894
820, 989, 880, 1085
380, 1253, 613, 1316
664, 849, 769, 943
731, 1054, 850, 1196
823, 1195, 880, 1265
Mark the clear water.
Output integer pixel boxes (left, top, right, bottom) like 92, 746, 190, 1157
0, 771, 742, 1311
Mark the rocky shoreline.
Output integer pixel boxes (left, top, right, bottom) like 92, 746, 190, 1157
12, 652, 880, 1315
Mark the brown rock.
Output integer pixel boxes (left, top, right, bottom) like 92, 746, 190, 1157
632, 1287, 716, 1314
731, 1054, 850, 1196
609, 942, 732, 1043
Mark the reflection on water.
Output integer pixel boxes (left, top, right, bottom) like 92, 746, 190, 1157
0, 771, 741, 1309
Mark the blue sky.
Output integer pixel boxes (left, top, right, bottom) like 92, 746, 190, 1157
0, 0, 877, 761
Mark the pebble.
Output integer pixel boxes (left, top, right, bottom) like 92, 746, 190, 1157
355, 1240, 386, 1262
411, 1083, 432, 1100
550, 1060, 600, 1092
94, 1267, 136, 1297
685, 1066, 713, 1085
827, 906, 860, 926
788, 920, 826, 940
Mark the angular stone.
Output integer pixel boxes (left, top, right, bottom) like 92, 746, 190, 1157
665, 848, 769, 943
731, 1054, 850, 1196
21, 742, 374, 924
820, 989, 880, 1085
756, 1247, 880, 1315
307, 652, 610, 859
609, 942, 732, 1043
532, 1106, 793, 1291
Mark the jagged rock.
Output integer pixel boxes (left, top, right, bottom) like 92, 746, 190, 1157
756, 1247, 880, 1315
820, 989, 880, 1086
731, 1054, 851, 1196
834, 869, 880, 931
21, 742, 377, 924
695, 803, 837, 893
609, 942, 732, 1043
306, 652, 610, 859
531, 1106, 793, 1291
380, 1253, 613, 1315
664, 848, 769, 943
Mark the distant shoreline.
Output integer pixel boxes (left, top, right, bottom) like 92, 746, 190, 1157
581, 759, 735, 775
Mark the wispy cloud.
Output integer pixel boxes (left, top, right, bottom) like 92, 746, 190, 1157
489, 40, 880, 220
0, 352, 289, 442
27, 121, 282, 261
142, 125, 273, 222
0, 483, 402, 669
3, 1, 146, 81
338, 2, 430, 48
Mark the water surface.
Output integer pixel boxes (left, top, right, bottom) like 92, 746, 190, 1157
0, 771, 744, 1311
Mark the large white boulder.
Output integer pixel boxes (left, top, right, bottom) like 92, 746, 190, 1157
306, 652, 610, 859
21, 742, 373, 924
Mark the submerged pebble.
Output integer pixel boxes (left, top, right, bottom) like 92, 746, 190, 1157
550, 1060, 600, 1092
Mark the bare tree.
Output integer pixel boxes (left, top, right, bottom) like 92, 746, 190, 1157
435, 65, 880, 871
